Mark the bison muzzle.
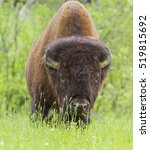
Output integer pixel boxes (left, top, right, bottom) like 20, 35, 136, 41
25, 1, 112, 125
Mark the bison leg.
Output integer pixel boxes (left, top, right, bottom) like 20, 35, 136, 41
31, 95, 51, 120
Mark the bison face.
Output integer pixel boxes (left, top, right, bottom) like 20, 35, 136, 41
45, 36, 111, 124
56, 59, 101, 124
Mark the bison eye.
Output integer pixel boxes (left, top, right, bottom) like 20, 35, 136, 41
93, 72, 100, 85
94, 78, 99, 84
60, 76, 67, 83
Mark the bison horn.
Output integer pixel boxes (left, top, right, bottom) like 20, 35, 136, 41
99, 46, 112, 69
46, 59, 60, 70
45, 50, 60, 70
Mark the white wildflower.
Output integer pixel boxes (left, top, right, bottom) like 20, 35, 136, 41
50, 128, 55, 131
0, 141, 4, 146
44, 142, 49, 146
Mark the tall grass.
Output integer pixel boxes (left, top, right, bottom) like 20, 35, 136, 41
0, 109, 132, 150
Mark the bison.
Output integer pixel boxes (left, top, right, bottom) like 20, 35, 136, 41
25, 1, 112, 124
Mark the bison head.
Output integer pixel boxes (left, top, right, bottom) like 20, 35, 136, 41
45, 36, 111, 124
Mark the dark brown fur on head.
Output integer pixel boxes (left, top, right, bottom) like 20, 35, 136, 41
45, 36, 111, 124
45, 36, 110, 61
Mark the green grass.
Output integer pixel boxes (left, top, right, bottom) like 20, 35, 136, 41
0, 110, 132, 150
0, 1, 132, 150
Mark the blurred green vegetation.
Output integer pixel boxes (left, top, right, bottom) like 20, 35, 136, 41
0, 0, 132, 116
0, 110, 132, 150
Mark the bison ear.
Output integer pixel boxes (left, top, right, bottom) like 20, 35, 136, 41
99, 46, 112, 69
45, 48, 60, 71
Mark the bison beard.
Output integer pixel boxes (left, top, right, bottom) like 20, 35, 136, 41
25, 1, 112, 125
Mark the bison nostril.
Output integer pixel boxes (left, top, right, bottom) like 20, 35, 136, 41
72, 103, 88, 111
72, 102, 77, 108
82, 103, 88, 109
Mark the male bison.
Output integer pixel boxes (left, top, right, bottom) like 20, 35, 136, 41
25, 1, 111, 124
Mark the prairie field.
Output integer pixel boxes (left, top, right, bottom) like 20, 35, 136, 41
0, 0, 132, 150
0, 109, 132, 150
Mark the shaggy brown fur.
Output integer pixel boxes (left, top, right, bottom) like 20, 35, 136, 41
25, 1, 111, 124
